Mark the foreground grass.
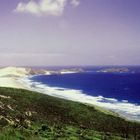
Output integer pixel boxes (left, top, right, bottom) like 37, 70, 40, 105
0, 87, 140, 140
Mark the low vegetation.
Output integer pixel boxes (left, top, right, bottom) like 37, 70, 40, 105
0, 87, 140, 140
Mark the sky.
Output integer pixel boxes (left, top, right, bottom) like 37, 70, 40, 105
0, 0, 140, 66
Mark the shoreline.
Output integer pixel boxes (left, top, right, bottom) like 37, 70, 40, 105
0, 75, 140, 121
20, 76, 140, 121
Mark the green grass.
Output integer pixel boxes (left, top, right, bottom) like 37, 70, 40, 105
0, 87, 140, 140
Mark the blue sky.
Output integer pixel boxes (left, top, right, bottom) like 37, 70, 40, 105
0, 0, 140, 66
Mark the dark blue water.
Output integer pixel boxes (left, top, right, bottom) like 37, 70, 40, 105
31, 67, 140, 104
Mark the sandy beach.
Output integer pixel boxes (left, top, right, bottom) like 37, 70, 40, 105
0, 67, 30, 89
0, 77, 27, 89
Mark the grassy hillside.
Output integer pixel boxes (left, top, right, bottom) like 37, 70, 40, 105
0, 87, 140, 140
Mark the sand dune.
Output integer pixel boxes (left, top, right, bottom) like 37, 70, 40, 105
0, 66, 30, 77
0, 67, 30, 89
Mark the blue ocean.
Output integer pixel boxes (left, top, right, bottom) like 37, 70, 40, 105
31, 66, 140, 104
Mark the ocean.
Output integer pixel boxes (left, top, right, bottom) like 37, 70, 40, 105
28, 66, 140, 121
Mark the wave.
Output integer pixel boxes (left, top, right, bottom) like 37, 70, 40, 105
20, 76, 140, 121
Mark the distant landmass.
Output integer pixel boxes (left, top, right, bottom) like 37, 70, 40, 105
0, 66, 83, 77
0, 66, 83, 89
97, 67, 129, 73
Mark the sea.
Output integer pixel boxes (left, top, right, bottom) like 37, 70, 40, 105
27, 66, 140, 121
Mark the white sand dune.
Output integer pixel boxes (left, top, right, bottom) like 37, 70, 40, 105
0, 77, 26, 89
0, 67, 30, 89
0, 66, 29, 77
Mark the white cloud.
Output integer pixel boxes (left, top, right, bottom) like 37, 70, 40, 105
71, 0, 80, 6
14, 0, 80, 17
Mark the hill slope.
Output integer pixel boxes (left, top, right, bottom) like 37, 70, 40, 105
0, 88, 140, 140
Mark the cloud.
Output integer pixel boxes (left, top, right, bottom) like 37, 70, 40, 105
14, 0, 80, 17
71, 0, 80, 6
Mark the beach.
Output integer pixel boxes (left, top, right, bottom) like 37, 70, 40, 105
0, 76, 29, 89
1, 66, 140, 121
